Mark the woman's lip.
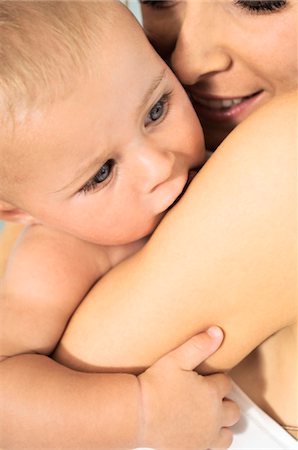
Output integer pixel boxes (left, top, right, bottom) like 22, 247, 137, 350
190, 90, 264, 123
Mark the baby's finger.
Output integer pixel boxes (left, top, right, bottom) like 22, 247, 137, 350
209, 427, 234, 450
160, 327, 224, 371
206, 372, 233, 399
222, 398, 241, 427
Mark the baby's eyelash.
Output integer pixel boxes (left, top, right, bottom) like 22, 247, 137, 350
235, 0, 287, 14
145, 90, 173, 127
79, 159, 115, 195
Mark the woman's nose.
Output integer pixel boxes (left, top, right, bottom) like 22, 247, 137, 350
135, 146, 175, 194
171, 4, 232, 86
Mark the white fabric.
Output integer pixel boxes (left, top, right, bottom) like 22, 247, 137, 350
229, 382, 297, 449
134, 382, 297, 450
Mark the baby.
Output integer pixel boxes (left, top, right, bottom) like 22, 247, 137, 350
0, 2, 239, 448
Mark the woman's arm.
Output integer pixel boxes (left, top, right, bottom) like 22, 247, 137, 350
55, 92, 297, 374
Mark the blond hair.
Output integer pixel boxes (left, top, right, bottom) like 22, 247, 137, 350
0, 1, 114, 124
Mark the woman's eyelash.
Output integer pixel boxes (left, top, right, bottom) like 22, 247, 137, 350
143, 0, 287, 13
141, 1, 174, 10
235, 0, 287, 13
79, 159, 115, 195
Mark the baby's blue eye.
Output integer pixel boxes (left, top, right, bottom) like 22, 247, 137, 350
145, 93, 171, 127
80, 159, 114, 194
149, 100, 164, 121
94, 161, 112, 183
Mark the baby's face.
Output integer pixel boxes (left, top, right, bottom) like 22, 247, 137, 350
1, 5, 205, 245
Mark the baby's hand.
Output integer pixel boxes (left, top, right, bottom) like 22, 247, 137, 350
138, 327, 240, 450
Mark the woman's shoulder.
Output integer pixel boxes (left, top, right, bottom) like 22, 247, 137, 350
220, 91, 297, 157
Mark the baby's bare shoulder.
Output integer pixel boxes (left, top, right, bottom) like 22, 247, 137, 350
0, 225, 103, 360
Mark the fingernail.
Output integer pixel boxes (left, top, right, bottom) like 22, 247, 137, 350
207, 326, 223, 338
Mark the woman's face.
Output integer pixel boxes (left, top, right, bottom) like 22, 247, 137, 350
141, 0, 298, 150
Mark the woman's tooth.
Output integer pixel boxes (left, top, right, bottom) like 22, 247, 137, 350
232, 98, 243, 105
197, 97, 245, 109
222, 99, 234, 108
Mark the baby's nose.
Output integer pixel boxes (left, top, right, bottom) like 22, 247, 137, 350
136, 147, 176, 193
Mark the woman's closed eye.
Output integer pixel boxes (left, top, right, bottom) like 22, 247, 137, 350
141, 1, 175, 10
79, 159, 115, 194
234, 0, 287, 14
145, 92, 172, 127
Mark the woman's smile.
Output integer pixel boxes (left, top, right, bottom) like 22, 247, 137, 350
189, 90, 265, 123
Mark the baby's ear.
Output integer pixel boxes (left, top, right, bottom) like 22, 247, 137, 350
0, 201, 35, 225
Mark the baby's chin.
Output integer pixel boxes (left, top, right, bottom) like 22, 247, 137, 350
100, 214, 165, 247
133, 211, 169, 243
135, 212, 166, 242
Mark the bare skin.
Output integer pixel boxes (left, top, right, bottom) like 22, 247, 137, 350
0, 223, 23, 275
231, 324, 297, 428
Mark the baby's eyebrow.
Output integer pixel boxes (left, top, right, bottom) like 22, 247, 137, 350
138, 68, 167, 111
